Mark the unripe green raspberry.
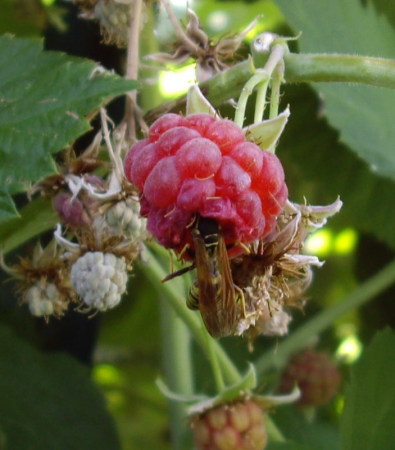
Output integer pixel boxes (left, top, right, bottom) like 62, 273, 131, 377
71, 251, 128, 311
191, 399, 267, 450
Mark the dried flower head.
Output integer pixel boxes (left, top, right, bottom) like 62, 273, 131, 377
148, 8, 258, 82
75, 0, 141, 48
231, 198, 342, 340
1, 240, 76, 319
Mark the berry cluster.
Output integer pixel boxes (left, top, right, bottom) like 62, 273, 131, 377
125, 113, 287, 255
279, 349, 341, 407
191, 399, 267, 450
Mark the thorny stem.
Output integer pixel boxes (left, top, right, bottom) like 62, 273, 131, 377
254, 44, 286, 123
269, 59, 284, 119
124, 0, 144, 142
145, 52, 395, 123
160, 0, 203, 57
235, 70, 268, 127
254, 79, 269, 125
234, 44, 286, 127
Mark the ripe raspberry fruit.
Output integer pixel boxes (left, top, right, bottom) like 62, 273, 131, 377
191, 399, 268, 450
279, 349, 341, 407
125, 113, 288, 254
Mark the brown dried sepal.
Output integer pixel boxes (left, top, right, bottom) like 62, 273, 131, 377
1, 240, 76, 318
31, 138, 105, 199
148, 9, 258, 82
67, 222, 140, 268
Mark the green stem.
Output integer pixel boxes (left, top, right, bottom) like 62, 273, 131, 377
235, 71, 269, 127
269, 60, 284, 120
284, 53, 395, 88
145, 52, 395, 122
205, 330, 226, 393
160, 299, 194, 449
254, 79, 269, 124
255, 258, 395, 376
141, 246, 241, 385
235, 44, 286, 127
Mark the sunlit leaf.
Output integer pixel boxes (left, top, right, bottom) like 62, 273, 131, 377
276, 0, 395, 181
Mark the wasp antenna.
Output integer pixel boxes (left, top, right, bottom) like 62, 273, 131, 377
162, 264, 196, 283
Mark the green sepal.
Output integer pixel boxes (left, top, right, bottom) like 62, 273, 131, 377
186, 85, 219, 117
244, 107, 290, 152
156, 378, 207, 405
188, 363, 257, 415
157, 363, 257, 416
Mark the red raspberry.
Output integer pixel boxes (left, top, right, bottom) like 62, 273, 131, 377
191, 399, 268, 450
279, 349, 341, 407
125, 113, 288, 254
204, 119, 245, 154
149, 113, 187, 141
185, 113, 216, 134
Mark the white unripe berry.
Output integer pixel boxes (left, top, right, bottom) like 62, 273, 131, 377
24, 282, 65, 317
71, 251, 128, 311
105, 198, 147, 239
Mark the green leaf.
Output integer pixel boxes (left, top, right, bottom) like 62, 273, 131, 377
266, 443, 313, 450
275, 0, 395, 181
340, 328, 395, 450
279, 84, 395, 250
271, 406, 340, 450
0, 196, 57, 254
0, 34, 137, 223
0, 325, 121, 449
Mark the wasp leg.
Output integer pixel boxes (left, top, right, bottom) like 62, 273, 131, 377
234, 284, 247, 319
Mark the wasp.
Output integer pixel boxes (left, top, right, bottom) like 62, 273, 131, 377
163, 216, 243, 338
